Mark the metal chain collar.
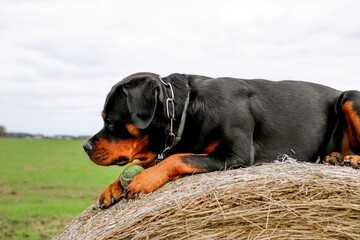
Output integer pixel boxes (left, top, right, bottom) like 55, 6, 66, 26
156, 76, 190, 164
157, 77, 177, 162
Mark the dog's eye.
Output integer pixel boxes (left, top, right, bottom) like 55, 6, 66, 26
105, 119, 115, 131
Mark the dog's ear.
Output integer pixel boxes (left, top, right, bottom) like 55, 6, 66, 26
122, 77, 159, 129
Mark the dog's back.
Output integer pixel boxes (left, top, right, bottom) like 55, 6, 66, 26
189, 77, 342, 163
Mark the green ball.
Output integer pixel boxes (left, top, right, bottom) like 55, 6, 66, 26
120, 164, 144, 188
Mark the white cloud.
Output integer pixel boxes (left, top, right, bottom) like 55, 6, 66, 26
0, 0, 359, 134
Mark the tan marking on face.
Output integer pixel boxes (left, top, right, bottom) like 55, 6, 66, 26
126, 124, 141, 137
102, 111, 106, 120
89, 136, 156, 167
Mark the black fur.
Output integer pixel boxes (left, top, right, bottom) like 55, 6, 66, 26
85, 72, 351, 171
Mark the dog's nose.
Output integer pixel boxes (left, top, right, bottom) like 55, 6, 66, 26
83, 141, 93, 155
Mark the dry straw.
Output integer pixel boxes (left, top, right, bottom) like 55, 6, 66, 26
54, 162, 360, 239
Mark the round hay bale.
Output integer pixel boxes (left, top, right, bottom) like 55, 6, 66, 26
53, 163, 360, 240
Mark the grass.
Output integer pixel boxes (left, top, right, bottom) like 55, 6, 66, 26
0, 138, 122, 239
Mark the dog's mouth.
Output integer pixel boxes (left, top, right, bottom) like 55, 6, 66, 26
112, 156, 157, 168
113, 157, 130, 166
130, 158, 150, 165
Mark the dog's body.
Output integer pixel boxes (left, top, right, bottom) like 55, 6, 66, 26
83, 72, 360, 208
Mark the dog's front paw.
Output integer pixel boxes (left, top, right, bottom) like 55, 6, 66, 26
122, 167, 168, 200
99, 176, 123, 209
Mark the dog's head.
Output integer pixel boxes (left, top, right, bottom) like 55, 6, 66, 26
83, 72, 163, 168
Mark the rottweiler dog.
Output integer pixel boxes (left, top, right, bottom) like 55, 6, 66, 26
83, 72, 360, 209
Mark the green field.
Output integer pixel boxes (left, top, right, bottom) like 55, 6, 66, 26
0, 138, 121, 239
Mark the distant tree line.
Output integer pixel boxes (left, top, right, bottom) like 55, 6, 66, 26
0, 125, 6, 137
0, 125, 89, 140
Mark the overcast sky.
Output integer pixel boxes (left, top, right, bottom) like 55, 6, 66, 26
1, 0, 359, 136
